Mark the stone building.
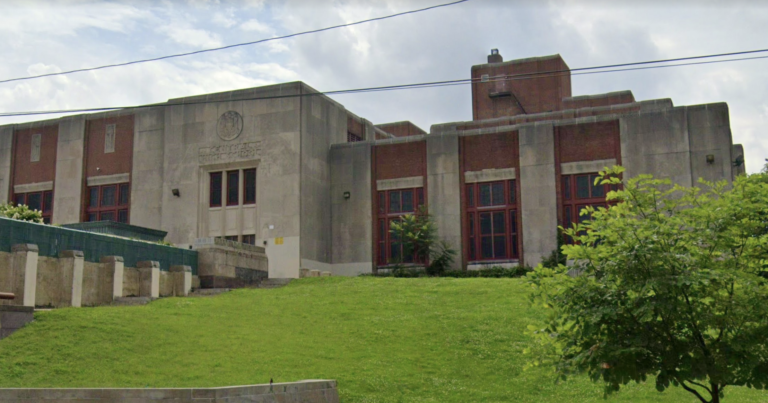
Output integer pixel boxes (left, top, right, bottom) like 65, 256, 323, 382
0, 50, 746, 277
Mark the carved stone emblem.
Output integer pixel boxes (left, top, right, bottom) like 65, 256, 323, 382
217, 111, 243, 141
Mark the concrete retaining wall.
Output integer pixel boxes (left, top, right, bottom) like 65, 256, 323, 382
0, 380, 339, 402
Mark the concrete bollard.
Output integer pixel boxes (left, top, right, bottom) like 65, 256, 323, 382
100, 256, 124, 299
59, 250, 84, 308
9, 244, 38, 307
169, 265, 192, 296
309, 270, 321, 277
137, 261, 160, 298
299, 268, 310, 278
321, 271, 332, 277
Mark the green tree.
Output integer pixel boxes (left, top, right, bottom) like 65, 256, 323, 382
527, 166, 768, 403
0, 203, 43, 223
389, 206, 456, 276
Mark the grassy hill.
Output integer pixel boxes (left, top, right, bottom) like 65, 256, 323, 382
0, 277, 765, 402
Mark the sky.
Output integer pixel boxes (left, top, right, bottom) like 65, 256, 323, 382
1, 0, 767, 173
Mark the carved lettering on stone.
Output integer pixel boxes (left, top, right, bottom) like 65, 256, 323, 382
217, 111, 244, 141
198, 142, 261, 164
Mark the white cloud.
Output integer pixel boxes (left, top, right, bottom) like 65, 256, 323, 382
158, 24, 222, 48
240, 18, 271, 33
213, 9, 238, 28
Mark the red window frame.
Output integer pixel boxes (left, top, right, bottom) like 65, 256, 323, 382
465, 180, 519, 261
210, 172, 223, 207
376, 187, 425, 266
561, 173, 618, 243
14, 191, 53, 224
85, 183, 129, 223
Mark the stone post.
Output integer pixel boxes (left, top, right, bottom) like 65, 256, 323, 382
169, 265, 192, 297
59, 250, 84, 308
137, 261, 160, 298
100, 256, 124, 299
9, 244, 38, 307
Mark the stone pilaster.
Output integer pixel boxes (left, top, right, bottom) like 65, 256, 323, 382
169, 265, 192, 296
100, 256, 124, 299
58, 250, 84, 307
137, 261, 160, 298
9, 244, 39, 307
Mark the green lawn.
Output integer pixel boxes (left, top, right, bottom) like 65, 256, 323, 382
0, 277, 765, 402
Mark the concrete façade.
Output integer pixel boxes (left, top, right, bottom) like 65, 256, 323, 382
0, 50, 746, 277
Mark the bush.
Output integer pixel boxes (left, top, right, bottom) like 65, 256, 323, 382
443, 266, 532, 278
388, 207, 457, 276
0, 203, 43, 223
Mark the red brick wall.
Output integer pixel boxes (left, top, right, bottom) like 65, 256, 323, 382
85, 115, 134, 178
373, 141, 426, 180
374, 122, 426, 138
471, 55, 572, 120
556, 120, 620, 163
461, 131, 518, 172
12, 125, 58, 185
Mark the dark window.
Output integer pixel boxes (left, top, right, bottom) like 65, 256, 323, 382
465, 181, 519, 261
26, 193, 41, 211
590, 174, 605, 197
347, 132, 363, 142
562, 176, 571, 200
576, 175, 590, 199
227, 171, 239, 206
43, 191, 53, 214
119, 184, 130, 205
376, 187, 425, 266
14, 194, 25, 206
101, 185, 116, 207
244, 169, 256, 205
224, 235, 238, 242
242, 234, 256, 245
85, 183, 130, 224
210, 172, 222, 207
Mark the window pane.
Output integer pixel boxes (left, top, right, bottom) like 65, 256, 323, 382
244, 169, 256, 204
564, 206, 572, 229
479, 213, 492, 235
468, 213, 475, 237
493, 211, 506, 234
494, 236, 507, 258
479, 184, 491, 206
591, 174, 605, 198
377, 192, 385, 214
100, 211, 115, 222
210, 172, 222, 207
481, 237, 493, 259
576, 175, 590, 198
402, 190, 414, 212
117, 209, 128, 223
14, 194, 25, 206
562, 176, 571, 200
242, 235, 256, 245
467, 185, 475, 207
390, 242, 401, 261
26, 193, 41, 211
379, 243, 386, 264
389, 191, 401, 213
510, 211, 517, 235
403, 243, 414, 263
88, 213, 97, 222
119, 184, 130, 206
416, 188, 424, 207
469, 239, 476, 260
43, 191, 53, 213
511, 235, 518, 257
390, 219, 400, 241
89, 187, 99, 208
509, 180, 516, 204
224, 235, 238, 242
101, 186, 116, 207
492, 182, 505, 205
227, 171, 239, 205
379, 220, 385, 240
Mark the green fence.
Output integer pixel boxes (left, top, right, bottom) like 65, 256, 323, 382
0, 217, 197, 275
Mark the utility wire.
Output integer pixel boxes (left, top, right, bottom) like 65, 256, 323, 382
2, 51, 768, 118
0, 0, 470, 85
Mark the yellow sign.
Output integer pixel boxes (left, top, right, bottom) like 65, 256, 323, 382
275, 237, 284, 245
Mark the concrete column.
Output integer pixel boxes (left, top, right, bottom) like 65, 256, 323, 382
519, 123, 558, 267
8, 244, 38, 307
426, 133, 462, 269
52, 116, 86, 224
100, 256, 124, 299
169, 265, 192, 296
137, 261, 160, 298
58, 250, 84, 308
0, 125, 13, 203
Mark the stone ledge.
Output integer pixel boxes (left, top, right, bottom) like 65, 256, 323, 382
100, 256, 125, 263
137, 260, 160, 269
11, 244, 38, 253
58, 250, 84, 258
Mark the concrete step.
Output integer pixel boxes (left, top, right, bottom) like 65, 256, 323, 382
112, 297, 153, 306
188, 288, 231, 297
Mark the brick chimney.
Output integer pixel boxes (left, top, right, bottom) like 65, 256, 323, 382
487, 48, 503, 64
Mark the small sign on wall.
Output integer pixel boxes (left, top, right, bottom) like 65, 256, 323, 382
274, 237, 284, 245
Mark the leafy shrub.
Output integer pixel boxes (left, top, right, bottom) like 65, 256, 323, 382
442, 266, 532, 278
388, 207, 457, 276
0, 203, 43, 223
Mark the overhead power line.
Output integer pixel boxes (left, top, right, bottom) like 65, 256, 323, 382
1, 50, 768, 118
0, 0, 470, 85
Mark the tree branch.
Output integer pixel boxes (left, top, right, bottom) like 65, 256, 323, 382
677, 378, 711, 403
